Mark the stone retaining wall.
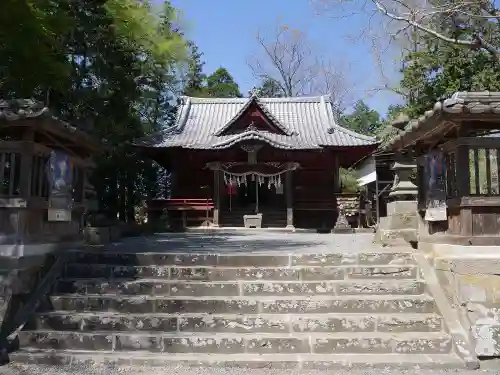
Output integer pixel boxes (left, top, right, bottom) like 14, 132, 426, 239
0, 256, 45, 332
420, 242, 500, 357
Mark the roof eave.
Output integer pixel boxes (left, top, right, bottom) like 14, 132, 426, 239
385, 91, 500, 151
211, 130, 305, 150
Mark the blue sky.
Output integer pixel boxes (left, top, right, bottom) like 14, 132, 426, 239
169, 0, 401, 116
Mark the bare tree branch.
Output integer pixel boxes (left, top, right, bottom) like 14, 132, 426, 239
369, 33, 410, 99
248, 22, 354, 109
312, 0, 500, 62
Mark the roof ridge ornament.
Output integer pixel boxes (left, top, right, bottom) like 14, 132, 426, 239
246, 121, 259, 132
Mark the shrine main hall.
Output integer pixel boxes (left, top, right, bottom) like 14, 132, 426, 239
135, 94, 377, 229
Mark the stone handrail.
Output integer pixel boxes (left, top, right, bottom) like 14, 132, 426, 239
0, 252, 67, 363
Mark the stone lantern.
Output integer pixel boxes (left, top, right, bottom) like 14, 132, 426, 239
389, 160, 418, 200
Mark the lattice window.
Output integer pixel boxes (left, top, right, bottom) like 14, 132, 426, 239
0, 152, 22, 196
30, 155, 50, 198
469, 147, 500, 196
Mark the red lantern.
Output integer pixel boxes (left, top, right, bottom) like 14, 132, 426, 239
227, 181, 237, 196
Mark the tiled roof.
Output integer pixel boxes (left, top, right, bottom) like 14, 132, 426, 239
0, 98, 104, 150
386, 91, 500, 150
136, 95, 377, 150
0, 99, 50, 120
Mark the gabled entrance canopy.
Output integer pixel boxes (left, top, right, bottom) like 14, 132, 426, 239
214, 94, 292, 136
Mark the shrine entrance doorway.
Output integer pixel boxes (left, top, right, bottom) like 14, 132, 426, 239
207, 161, 297, 227
233, 178, 284, 213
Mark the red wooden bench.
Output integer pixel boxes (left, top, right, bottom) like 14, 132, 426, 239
148, 198, 214, 228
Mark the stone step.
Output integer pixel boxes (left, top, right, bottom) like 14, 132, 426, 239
17, 331, 454, 355
8, 350, 466, 369
47, 295, 436, 314
32, 312, 445, 333
63, 264, 419, 280
55, 278, 426, 296
67, 251, 415, 267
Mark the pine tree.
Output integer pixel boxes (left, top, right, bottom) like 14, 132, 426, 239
183, 41, 206, 96
206, 68, 241, 98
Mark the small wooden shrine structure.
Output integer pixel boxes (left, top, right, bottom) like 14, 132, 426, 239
0, 99, 102, 249
135, 94, 377, 229
386, 92, 500, 245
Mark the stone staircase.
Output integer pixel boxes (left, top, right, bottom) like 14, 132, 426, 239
10, 248, 467, 369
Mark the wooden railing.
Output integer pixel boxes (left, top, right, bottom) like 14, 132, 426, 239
147, 199, 215, 229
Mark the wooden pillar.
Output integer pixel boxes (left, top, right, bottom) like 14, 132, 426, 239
16, 130, 35, 248
286, 170, 294, 228
81, 167, 89, 231
333, 153, 340, 229
456, 145, 470, 197
19, 129, 35, 198
456, 144, 472, 236
333, 153, 340, 193
213, 168, 220, 227
82, 162, 93, 203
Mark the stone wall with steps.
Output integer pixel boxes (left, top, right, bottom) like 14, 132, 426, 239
9, 249, 467, 369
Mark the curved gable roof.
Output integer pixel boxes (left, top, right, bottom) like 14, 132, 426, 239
134, 95, 377, 150
214, 94, 292, 136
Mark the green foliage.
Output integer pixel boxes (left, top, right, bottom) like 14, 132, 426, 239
182, 48, 241, 98
340, 101, 382, 136
0, 0, 71, 97
253, 78, 285, 97
378, 18, 500, 148
205, 68, 242, 98
104, 0, 185, 62
183, 41, 206, 96
0, 0, 188, 221
339, 167, 360, 193
375, 105, 406, 148
400, 30, 500, 119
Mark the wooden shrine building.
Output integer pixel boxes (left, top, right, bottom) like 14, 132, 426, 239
386, 91, 500, 245
0, 99, 103, 254
136, 94, 377, 229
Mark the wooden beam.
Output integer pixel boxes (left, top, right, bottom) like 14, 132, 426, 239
455, 137, 500, 148
39, 131, 94, 167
